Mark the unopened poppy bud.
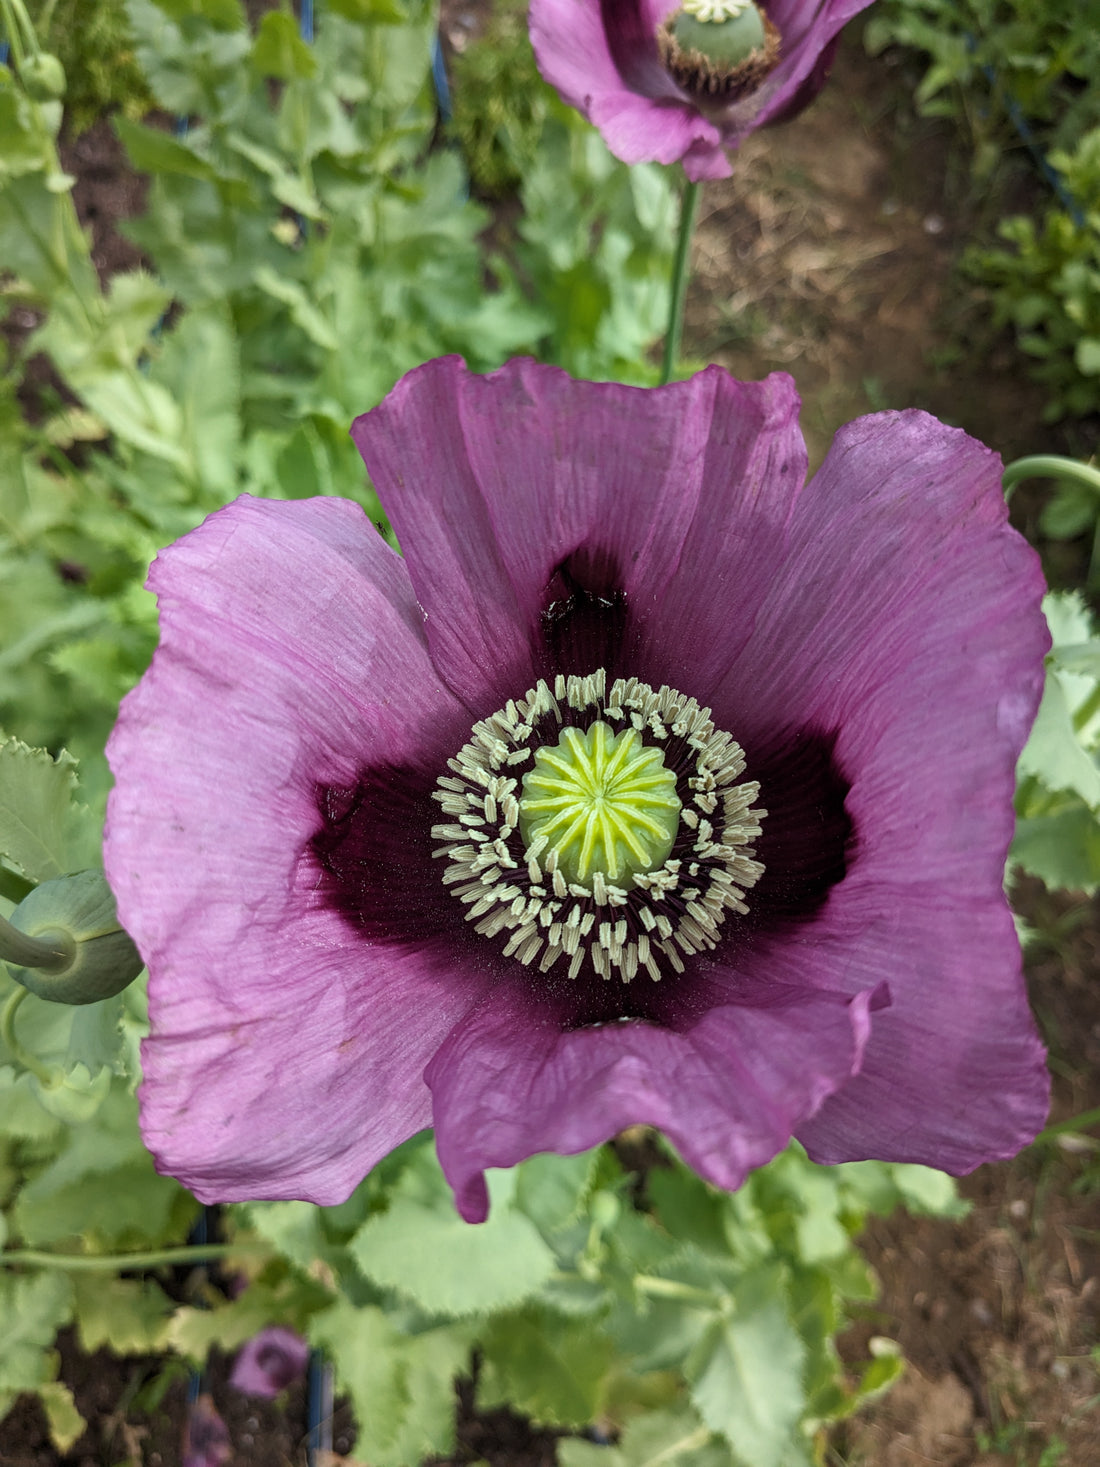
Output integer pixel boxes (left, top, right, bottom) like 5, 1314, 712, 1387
20, 52, 67, 101
658, 0, 780, 104
3, 870, 143, 1004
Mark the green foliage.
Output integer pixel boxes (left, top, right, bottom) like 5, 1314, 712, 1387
867, 2, 1100, 424
26, 0, 153, 133
349, 1154, 558, 1318
1014, 591, 1100, 891
964, 129, 1100, 423
449, 0, 551, 198
518, 108, 676, 382
865, 0, 1100, 162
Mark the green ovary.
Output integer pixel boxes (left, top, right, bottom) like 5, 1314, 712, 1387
672, 0, 766, 64
518, 722, 681, 886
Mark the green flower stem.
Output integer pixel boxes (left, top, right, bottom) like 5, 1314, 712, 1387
660, 178, 701, 386
0, 988, 53, 1085
1002, 454, 1100, 502
633, 1274, 716, 1307
0, 0, 34, 65
1037, 1106, 1100, 1142
1073, 681, 1100, 737
0, 912, 71, 972
0, 1242, 274, 1271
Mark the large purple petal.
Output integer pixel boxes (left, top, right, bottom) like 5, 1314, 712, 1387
745, 1, 879, 134
530, 0, 631, 113
105, 496, 486, 1204
692, 412, 1050, 1166
352, 359, 804, 709
589, 91, 727, 171
427, 981, 875, 1221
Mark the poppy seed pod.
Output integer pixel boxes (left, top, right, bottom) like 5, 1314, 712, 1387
5, 870, 144, 1004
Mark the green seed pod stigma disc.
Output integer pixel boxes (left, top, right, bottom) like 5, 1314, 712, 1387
519, 722, 681, 886
3, 870, 144, 1004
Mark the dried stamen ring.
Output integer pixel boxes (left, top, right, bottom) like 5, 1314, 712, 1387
432, 671, 766, 982
657, 0, 781, 106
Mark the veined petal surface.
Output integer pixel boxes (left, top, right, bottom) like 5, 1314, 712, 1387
106, 496, 484, 1203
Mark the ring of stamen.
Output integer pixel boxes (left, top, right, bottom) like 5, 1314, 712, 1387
431, 670, 766, 983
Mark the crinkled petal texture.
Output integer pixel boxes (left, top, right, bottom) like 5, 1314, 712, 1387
106, 496, 489, 1203
530, 0, 877, 180
108, 356, 1049, 1223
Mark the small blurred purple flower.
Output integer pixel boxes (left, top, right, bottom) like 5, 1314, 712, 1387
530, 0, 877, 180
183, 1394, 230, 1467
230, 1327, 309, 1398
106, 358, 1049, 1223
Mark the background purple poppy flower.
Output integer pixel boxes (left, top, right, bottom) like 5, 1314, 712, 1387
105, 357, 1049, 1224
530, 0, 878, 180
182, 1394, 230, 1467
230, 1327, 309, 1398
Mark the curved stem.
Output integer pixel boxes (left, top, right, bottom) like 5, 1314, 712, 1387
1, 988, 54, 1084
660, 179, 700, 386
1002, 454, 1100, 502
0, 912, 71, 972
1037, 1105, 1100, 1143
634, 1273, 716, 1307
0, 1242, 274, 1271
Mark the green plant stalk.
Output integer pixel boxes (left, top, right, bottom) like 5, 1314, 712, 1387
0, 1242, 275, 1270
660, 178, 700, 386
1002, 454, 1100, 501
0, 987, 53, 1083
0, 0, 40, 65
634, 1273, 716, 1307
0, 912, 70, 971
1037, 1105, 1100, 1142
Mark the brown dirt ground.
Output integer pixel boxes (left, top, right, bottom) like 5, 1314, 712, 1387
3, 16, 1100, 1467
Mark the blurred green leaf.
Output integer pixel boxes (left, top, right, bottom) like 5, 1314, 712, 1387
559, 1406, 730, 1467
684, 1267, 806, 1467
73, 1274, 173, 1354
479, 1307, 617, 1426
350, 1159, 556, 1318
0, 738, 82, 882
252, 12, 317, 80
311, 1299, 472, 1467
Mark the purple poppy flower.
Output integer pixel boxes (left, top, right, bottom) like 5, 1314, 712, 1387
104, 358, 1049, 1223
530, 0, 877, 181
183, 1394, 231, 1467
230, 1326, 309, 1398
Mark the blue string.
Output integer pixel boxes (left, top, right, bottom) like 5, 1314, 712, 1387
186, 1206, 211, 1408
300, 0, 314, 45
431, 32, 451, 125
963, 33, 1084, 227
306, 1349, 333, 1466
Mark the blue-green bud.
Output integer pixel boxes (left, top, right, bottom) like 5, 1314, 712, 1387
20, 53, 67, 102
2, 871, 143, 1005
